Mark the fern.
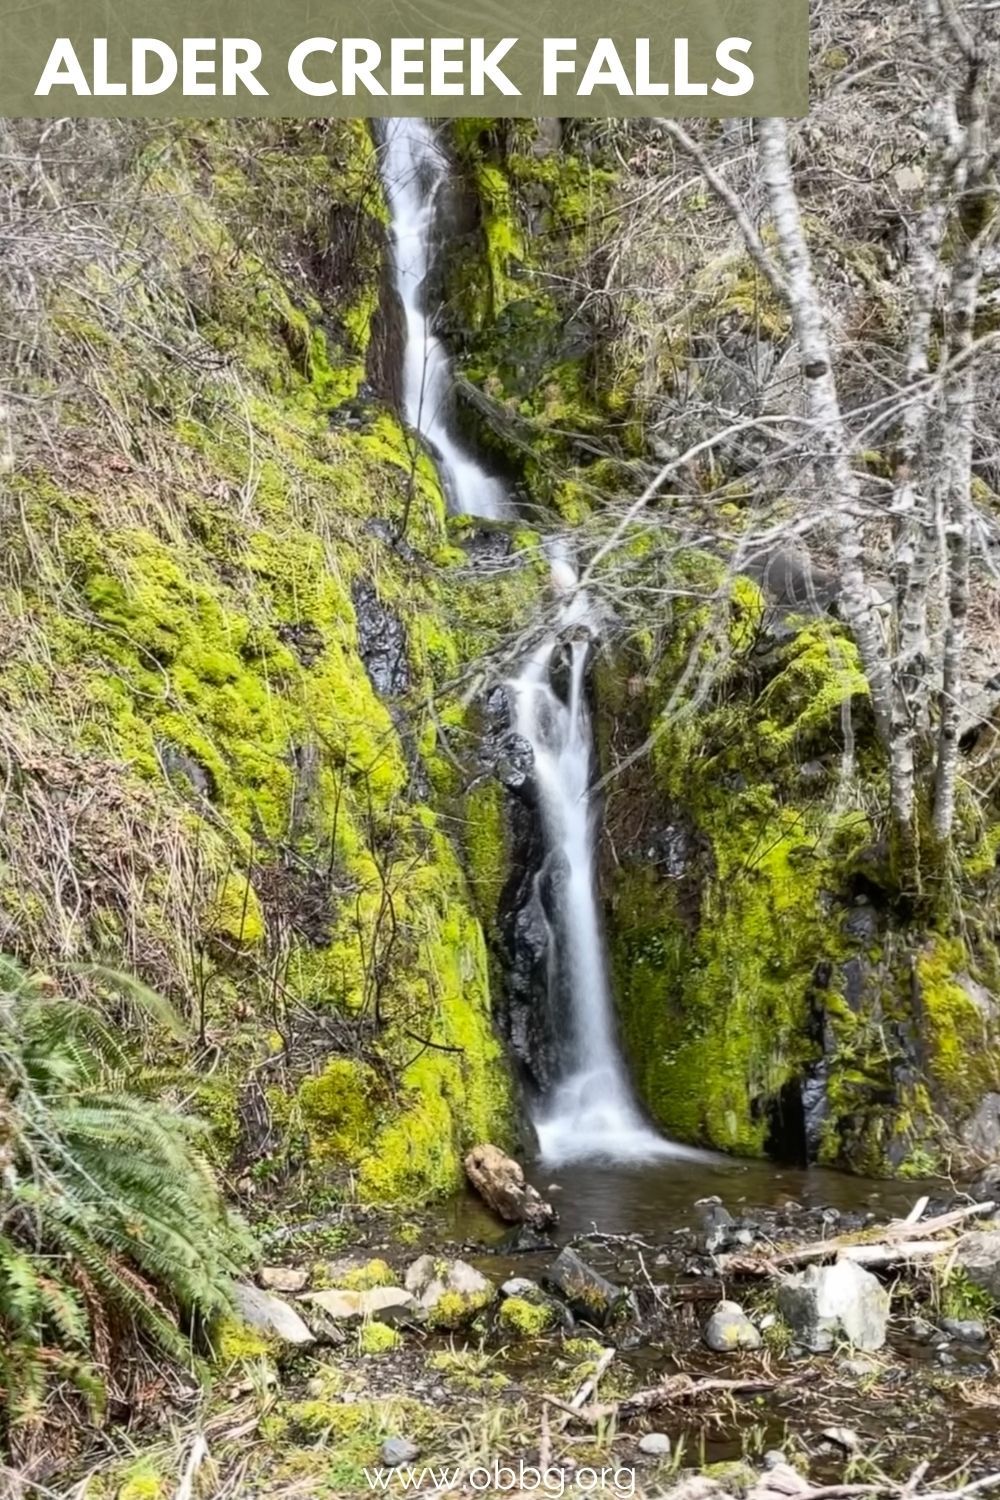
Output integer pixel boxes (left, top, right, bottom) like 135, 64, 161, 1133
0, 959, 254, 1460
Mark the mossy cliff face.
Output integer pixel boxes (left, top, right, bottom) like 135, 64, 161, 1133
598, 577, 1000, 1175
0, 119, 543, 1203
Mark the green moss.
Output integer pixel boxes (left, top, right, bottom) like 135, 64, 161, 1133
213, 1317, 273, 1364
337, 1259, 395, 1291
358, 1320, 402, 1354
498, 1296, 557, 1338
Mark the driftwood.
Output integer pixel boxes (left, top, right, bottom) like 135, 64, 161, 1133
542, 1372, 786, 1426
718, 1199, 996, 1277
463, 1142, 558, 1229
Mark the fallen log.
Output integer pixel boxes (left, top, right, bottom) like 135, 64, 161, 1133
717, 1200, 995, 1276
541, 1372, 786, 1425
464, 1143, 558, 1229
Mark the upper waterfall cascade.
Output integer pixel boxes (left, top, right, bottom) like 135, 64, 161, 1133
379, 120, 690, 1166
380, 118, 507, 521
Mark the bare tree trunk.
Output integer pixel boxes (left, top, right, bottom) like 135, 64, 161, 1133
931, 46, 995, 841
756, 120, 911, 824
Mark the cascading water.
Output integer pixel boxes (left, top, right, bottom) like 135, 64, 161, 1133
380, 118, 507, 520
379, 121, 690, 1167
508, 569, 689, 1166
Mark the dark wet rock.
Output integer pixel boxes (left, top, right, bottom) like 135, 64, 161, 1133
940, 1317, 987, 1344
703, 1300, 762, 1352
501, 1223, 558, 1254
276, 619, 326, 667
382, 1438, 421, 1466
953, 1230, 1000, 1301
464, 1143, 557, 1229
843, 903, 879, 944
841, 957, 867, 1012
157, 739, 214, 800
352, 579, 409, 696
460, 527, 514, 569
909, 1316, 936, 1343
231, 1283, 314, 1347
496, 734, 535, 790
777, 1260, 890, 1352
545, 1247, 623, 1326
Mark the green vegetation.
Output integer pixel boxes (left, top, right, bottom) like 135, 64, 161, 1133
0, 959, 251, 1466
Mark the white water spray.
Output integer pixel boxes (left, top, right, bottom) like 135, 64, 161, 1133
380, 122, 694, 1167
380, 118, 507, 520
509, 564, 692, 1166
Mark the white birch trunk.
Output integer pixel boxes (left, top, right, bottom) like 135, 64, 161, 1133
757, 119, 911, 822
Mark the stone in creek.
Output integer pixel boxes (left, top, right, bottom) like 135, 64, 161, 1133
501, 1277, 543, 1299
544, 1247, 623, 1326
777, 1260, 890, 1353
230, 1283, 314, 1347
257, 1266, 309, 1294
638, 1433, 672, 1457
703, 1300, 763, 1352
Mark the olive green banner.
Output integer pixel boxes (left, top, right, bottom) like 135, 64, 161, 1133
0, 0, 808, 117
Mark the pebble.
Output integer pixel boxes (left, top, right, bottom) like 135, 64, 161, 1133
382, 1438, 421, 1466
638, 1433, 672, 1457
763, 1451, 788, 1471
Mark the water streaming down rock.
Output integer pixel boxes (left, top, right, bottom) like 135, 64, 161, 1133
380, 118, 507, 520
380, 121, 686, 1166
508, 575, 686, 1166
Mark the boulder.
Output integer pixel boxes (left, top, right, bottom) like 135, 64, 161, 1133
544, 1247, 623, 1326
258, 1266, 309, 1294
704, 1300, 763, 1353
404, 1255, 495, 1328
302, 1286, 419, 1324
230, 1282, 315, 1347
464, 1144, 557, 1229
776, 1259, 890, 1352
941, 1317, 987, 1344
953, 1229, 1000, 1303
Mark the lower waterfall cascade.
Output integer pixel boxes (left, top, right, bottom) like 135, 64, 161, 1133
379, 119, 690, 1166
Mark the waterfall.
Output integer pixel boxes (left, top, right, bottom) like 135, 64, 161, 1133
380, 118, 507, 520
508, 568, 684, 1166
379, 121, 687, 1167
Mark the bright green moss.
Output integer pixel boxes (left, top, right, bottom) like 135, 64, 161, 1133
498, 1296, 557, 1337
358, 1321, 402, 1354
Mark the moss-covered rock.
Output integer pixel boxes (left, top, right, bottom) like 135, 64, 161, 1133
601, 574, 1000, 1174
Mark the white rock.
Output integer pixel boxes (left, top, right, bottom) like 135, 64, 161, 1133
638, 1433, 672, 1457
777, 1259, 890, 1352
302, 1286, 417, 1322
230, 1282, 314, 1347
